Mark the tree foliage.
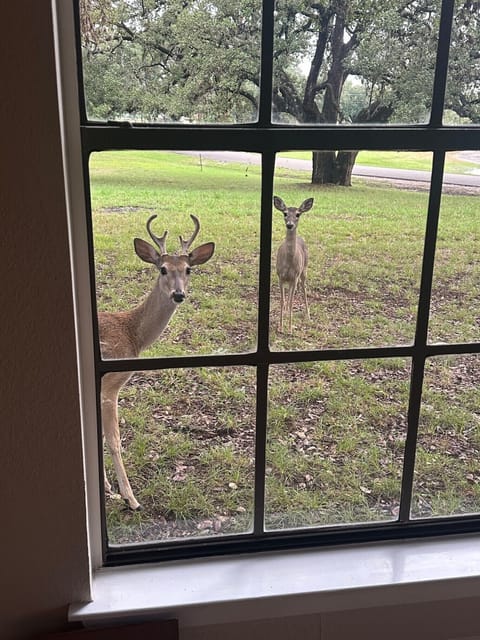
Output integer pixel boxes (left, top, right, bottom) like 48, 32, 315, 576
80, 0, 261, 122
446, 1, 480, 123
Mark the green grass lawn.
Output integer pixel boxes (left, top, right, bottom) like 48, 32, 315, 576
89, 150, 480, 544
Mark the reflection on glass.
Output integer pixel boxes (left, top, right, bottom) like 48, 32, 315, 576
92, 150, 260, 357
104, 367, 256, 545
265, 359, 410, 530
444, 2, 480, 125
429, 171, 480, 343
272, 1, 440, 125
80, 0, 261, 124
270, 151, 428, 351
412, 355, 480, 519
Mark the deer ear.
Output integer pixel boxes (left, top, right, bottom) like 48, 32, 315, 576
189, 242, 215, 266
299, 198, 314, 213
273, 195, 287, 212
134, 238, 161, 265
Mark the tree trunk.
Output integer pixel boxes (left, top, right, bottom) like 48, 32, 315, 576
312, 151, 337, 184
310, 2, 351, 185
336, 150, 359, 186
312, 150, 359, 186
311, 100, 393, 186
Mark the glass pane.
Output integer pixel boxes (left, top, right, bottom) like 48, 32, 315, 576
270, 151, 428, 350
91, 150, 260, 358
79, 0, 261, 124
265, 359, 410, 530
444, 1, 480, 125
272, 1, 440, 125
104, 367, 256, 545
429, 158, 480, 343
412, 355, 480, 519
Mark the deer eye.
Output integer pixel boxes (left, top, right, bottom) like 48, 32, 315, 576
160, 266, 168, 276
186, 267, 191, 275
296, 213, 300, 218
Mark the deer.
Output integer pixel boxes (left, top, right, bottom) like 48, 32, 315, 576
98, 214, 215, 510
274, 195, 314, 333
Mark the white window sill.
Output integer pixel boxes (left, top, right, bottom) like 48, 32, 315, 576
69, 535, 480, 628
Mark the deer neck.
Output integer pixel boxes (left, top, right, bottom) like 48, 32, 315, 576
128, 284, 177, 353
284, 228, 299, 255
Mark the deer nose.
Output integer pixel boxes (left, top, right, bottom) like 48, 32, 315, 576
286, 222, 294, 229
173, 291, 185, 303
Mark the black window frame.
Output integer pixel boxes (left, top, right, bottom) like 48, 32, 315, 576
73, 0, 480, 566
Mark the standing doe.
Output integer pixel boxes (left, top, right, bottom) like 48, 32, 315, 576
99, 214, 215, 510
274, 195, 314, 333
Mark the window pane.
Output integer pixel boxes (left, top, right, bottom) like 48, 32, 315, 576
272, 1, 440, 125
265, 359, 410, 530
91, 150, 260, 357
412, 355, 480, 519
270, 151, 428, 350
104, 367, 256, 545
80, 0, 261, 124
428, 157, 480, 343
429, 152, 480, 342
444, 1, 480, 125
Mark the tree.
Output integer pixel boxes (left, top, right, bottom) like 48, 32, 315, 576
444, 1, 480, 123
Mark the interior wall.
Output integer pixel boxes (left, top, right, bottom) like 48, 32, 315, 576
1, 3, 90, 639
181, 598, 480, 640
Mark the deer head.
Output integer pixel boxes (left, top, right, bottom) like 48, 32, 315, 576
273, 195, 314, 231
133, 214, 215, 304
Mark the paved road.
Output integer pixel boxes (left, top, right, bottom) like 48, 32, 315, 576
177, 150, 480, 187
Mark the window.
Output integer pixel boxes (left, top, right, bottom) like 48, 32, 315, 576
74, 0, 480, 566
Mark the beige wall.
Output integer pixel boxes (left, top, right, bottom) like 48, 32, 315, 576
1, 3, 90, 638
2, 3, 480, 640
182, 599, 480, 640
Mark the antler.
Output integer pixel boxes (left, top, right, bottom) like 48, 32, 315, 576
146, 214, 168, 255
179, 214, 200, 255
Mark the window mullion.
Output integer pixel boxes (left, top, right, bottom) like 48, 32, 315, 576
257, 152, 275, 352
252, 151, 275, 535
399, 151, 446, 522
258, 0, 275, 126
253, 364, 269, 535
429, 0, 455, 126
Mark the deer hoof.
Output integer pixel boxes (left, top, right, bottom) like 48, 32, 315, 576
124, 498, 141, 511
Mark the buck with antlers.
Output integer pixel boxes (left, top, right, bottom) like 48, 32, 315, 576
99, 214, 215, 510
274, 195, 314, 333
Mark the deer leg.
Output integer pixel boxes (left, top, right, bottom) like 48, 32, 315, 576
300, 271, 310, 320
287, 282, 296, 334
101, 391, 141, 510
278, 280, 285, 332
103, 456, 113, 495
